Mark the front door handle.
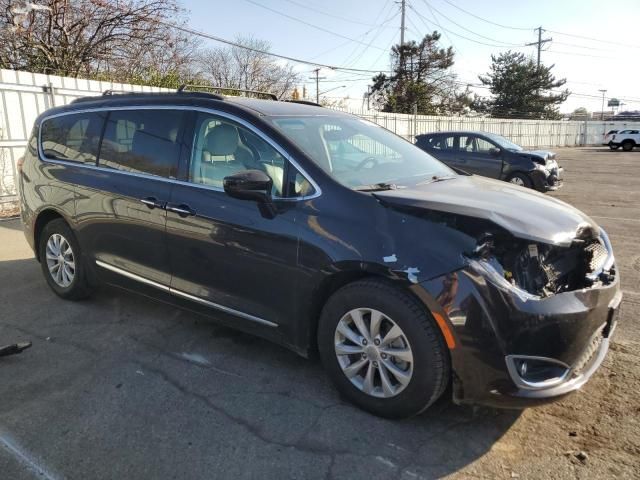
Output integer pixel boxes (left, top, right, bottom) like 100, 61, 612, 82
140, 197, 165, 209
166, 203, 196, 217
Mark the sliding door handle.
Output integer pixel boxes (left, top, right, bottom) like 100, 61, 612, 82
166, 203, 196, 217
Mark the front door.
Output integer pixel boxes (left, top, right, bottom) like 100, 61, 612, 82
456, 134, 503, 178
74, 108, 186, 286
165, 111, 313, 335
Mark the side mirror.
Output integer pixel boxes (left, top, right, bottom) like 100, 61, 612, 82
489, 147, 501, 157
223, 170, 277, 218
223, 169, 273, 202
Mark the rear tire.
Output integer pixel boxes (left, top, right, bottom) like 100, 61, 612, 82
507, 172, 532, 188
317, 279, 450, 418
622, 140, 634, 152
38, 218, 92, 300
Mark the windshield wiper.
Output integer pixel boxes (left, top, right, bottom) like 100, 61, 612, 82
354, 182, 397, 192
417, 175, 457, 185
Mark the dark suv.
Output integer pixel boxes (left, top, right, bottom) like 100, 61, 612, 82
415, 131, 563, 191
18, 91, 620, 418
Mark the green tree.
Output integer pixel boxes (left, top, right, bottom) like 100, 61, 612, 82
369, 32, 466, 115
476, 51, 569, 119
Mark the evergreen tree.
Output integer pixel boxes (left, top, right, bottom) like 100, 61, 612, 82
476, 51, 569, 119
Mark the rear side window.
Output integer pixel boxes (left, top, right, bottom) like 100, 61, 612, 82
40, 112, 105, 164
99, 109, 185, 178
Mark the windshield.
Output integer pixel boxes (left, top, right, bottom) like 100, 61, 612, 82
483, 133, 523, 151
269, 115, 454, 189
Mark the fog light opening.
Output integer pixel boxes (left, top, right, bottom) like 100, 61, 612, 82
506, 356, 571, 390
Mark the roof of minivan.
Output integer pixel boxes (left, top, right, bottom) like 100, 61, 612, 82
416, 131, 501, 137
65, 92, 346, 118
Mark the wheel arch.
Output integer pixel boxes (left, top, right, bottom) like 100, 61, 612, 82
33, 208, 70, 262
304, 266, 455, 360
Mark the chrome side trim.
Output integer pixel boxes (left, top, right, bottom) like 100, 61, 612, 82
37, 105, 322, 201
95, 260, 170, 292
169, 289, 278, 328
95, 260, 278, 328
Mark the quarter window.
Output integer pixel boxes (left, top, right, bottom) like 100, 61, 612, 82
40, 112, 105, 164
189, 112, 313, 198
98, 110, 185, 178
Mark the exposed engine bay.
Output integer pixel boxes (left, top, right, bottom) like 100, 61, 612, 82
494, 238, 614, 297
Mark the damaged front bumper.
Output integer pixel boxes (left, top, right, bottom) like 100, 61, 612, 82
418, 261, 621, 409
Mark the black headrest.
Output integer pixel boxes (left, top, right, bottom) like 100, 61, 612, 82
206, 124, 239, 156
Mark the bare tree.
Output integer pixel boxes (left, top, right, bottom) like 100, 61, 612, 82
0, 0, 196, 83
197, 37, 300, 99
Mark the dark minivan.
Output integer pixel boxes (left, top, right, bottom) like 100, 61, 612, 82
415, 131, 563, 191
18, 91, 620, 418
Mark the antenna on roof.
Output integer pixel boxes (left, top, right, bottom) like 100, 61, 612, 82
178, 84, 277, 100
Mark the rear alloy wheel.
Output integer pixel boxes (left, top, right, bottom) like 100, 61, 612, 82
318, 279, 450, 418
622, 140, 635, 152
46, 233, 76, 288
507, 172, 532, 188
39, 218, 92, 300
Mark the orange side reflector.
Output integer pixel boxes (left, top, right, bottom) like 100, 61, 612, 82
432, 312, 456, 349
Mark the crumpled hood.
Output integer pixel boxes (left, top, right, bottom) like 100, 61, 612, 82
515, 149, 556, 162
374, 175, 598, 247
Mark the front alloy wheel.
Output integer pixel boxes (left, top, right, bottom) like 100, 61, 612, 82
318, 279, 450, 418
335, 308, 413, 398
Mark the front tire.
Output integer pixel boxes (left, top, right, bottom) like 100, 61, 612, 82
317, 279, 450, 418
622, 140, 635, 152
609, 142, 620, 150
39, 218, 92, 300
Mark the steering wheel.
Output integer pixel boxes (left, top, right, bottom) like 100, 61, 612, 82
355, 156, 379, 171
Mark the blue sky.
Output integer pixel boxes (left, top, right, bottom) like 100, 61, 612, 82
182, 0, 640, 113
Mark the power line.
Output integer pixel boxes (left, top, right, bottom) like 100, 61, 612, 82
338, 1, 397, 69
420, 0, 526, 47
241, 0, 387, 51
439, 0, 533, 31
280, 0, 396, 28
409, 4, 525, 48
545, 29, 640, 50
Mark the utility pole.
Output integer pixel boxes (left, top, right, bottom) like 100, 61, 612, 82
598, 89, 607, 120
400, 0, 406, 47
309, 68, 326, 104
526, 27, 552, 69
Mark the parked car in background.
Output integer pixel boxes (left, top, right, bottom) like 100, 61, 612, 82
605, 129, 640, 151
415, 131, 562, 191
603, 130, 618, 148
19, 91, 620, 418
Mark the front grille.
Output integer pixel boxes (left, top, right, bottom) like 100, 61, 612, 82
585, 240, 608, 273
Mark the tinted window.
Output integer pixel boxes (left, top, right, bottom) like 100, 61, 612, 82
189, 112, 312, 198
459, 135, 496, 154
40, 112, 105, 164
99, 110, 184, 178
429, 135, 455, 151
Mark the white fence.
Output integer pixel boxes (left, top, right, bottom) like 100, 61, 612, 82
2, 68, 640, 213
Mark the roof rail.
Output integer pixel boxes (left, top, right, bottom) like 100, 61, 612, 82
178, 84, 277, 100
283, 99, 323, 107
102, 89, 135, 96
